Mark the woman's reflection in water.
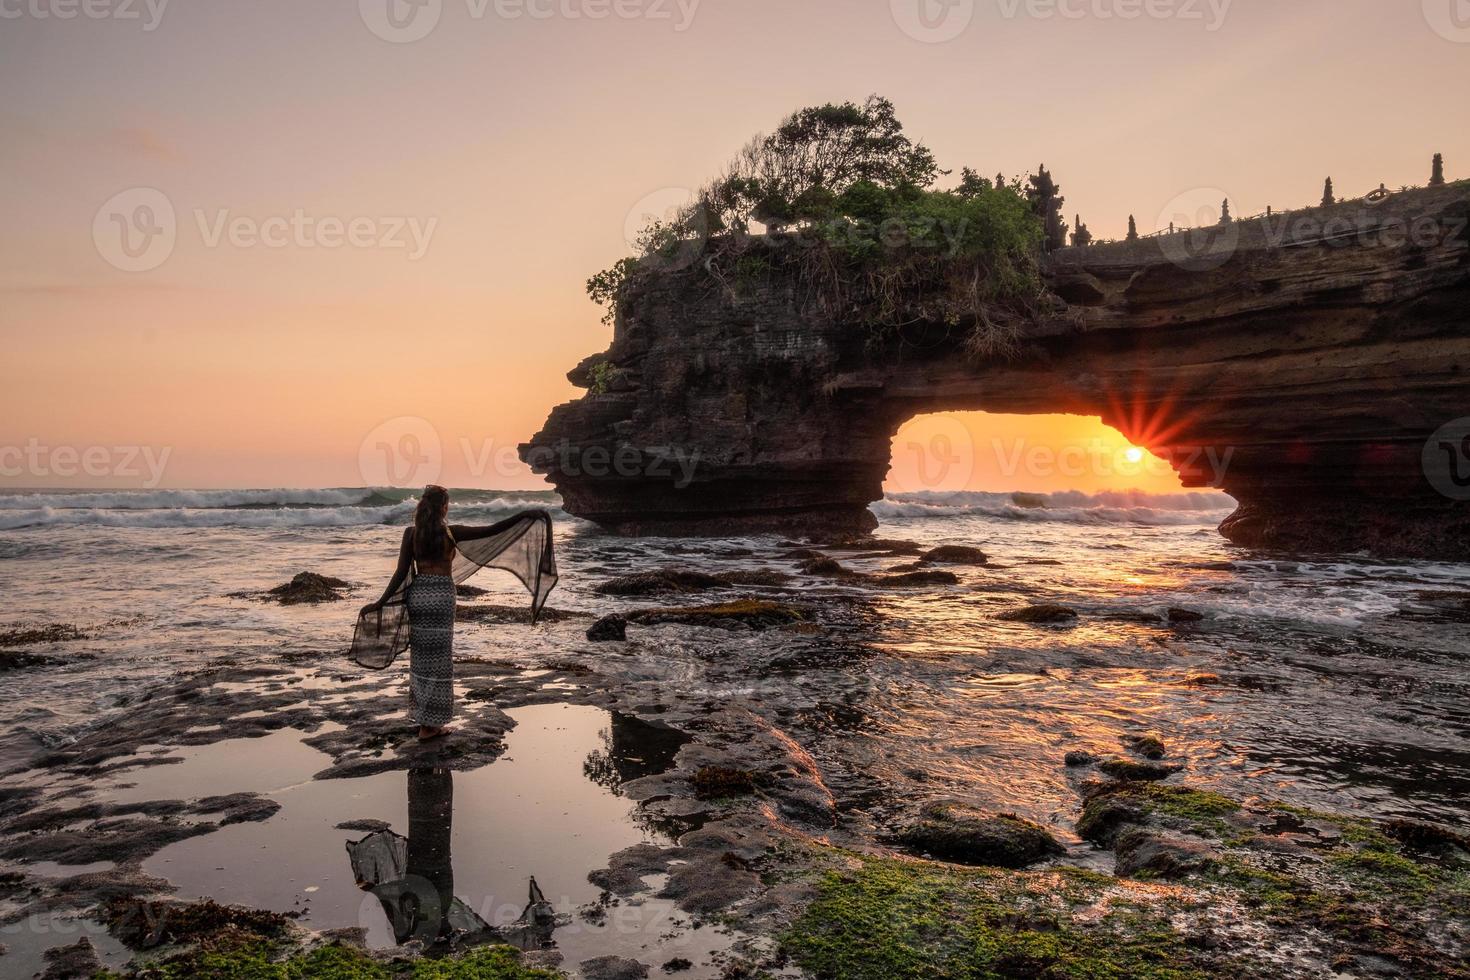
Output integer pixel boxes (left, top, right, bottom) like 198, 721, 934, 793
346, 767, 556, 951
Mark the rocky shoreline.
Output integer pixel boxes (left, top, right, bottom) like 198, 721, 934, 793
2, 550, 1466, 979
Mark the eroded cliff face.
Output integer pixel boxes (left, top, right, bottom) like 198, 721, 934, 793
521, 184, 1470, 558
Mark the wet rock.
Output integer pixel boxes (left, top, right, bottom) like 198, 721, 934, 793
105, 896, 289, 949
0, 793, 280, 864
921, 545, 989, 565
662, 957, 694, 972
627, 600, 808, 631
1382, 818, 1470, 854
455, 584, 490, 598
878, 570, 960, 587
798, 556, 849, 576
580, 955, 650, 980
0, 623, 85, 647
587, 615, 628, 642
1098, 757, 1183, 782
0, 650, 64, 671
1076, 790, 1148, 846
1181, 673, 1224, 687
40, 937, 102, 980
1114, 828, 1218, 879
334, 818, 391, 833
456, 604, 588, 624
997, 604, 1079, 624
1166, 607, 1206, 623
692, 766, 757, 800
595, 569, 731, 596
262, 572, 350, 605
898, 802, 1063, 868
780, 548, 827, 561
1064, 750, 1097, 767
1126, 734, 1168, 760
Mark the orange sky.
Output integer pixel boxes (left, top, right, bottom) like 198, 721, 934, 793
2, 0, 1465, 492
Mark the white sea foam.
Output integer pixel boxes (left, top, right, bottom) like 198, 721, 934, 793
871, 489, 1235, 525
0, 488, 381, 511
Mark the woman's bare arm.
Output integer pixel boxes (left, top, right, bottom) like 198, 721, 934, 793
363, 527, 413, 613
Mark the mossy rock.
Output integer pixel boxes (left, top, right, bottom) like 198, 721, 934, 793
921, 545, 989, 565
898, 803, 1063, 868
798, 556, 849, 576
594, 569, 730, 596
1097, 757, 1182, 782
0, 623, 86, 647
997, 604, 1078, 624
878, 569, 960, 587
264, 572, 350, 605
1126, 734, 1168, 760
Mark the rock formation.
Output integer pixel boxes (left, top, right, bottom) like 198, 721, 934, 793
521, 184, 1470, 558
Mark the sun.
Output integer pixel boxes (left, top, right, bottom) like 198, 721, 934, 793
1124, 447, 1146, 464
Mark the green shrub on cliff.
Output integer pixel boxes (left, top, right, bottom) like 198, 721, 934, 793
588, 96, 1046, 355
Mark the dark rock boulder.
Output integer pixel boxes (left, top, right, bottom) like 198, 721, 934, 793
1166, 607, 1206, 624
1098, 757, 1183, 782
595, 569, 730, 596
997, 604, 1079, 624
898, 802, 1064, 868
579, 956, 650, 980
262, 572, 350, 605
1126, 734, 1168, 760
878, 569, 960, 587
1113, 828, 1218, 880
627, 600, 807, 631
587, 615, 628, 642
921, 545, 989, 565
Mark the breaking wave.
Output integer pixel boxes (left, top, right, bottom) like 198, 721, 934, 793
0, 489, 563, 530
872, 489, 1236, 526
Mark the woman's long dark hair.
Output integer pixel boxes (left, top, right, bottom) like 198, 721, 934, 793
414, 485, 451, 561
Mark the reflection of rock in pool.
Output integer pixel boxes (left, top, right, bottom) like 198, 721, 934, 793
582, 712, 692, 796
345, 767, 556, 951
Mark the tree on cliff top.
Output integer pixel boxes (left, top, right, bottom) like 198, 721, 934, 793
589, 97, 1045, 354
1322, 178, 1335, 207
1431, 153, 1445, 186
703, 96, 940, 230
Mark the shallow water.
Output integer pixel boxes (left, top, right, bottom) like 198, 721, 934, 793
1, 487, 1468, 969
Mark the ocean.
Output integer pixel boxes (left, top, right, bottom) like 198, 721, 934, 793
2, 485, 1467, 833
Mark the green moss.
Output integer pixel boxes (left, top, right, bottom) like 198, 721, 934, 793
99, 939, 557, 980
782, 857, 1215, 980
411, 946, 561, 979
1330, 847, 1436, 895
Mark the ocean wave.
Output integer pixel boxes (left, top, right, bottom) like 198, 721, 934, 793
0, 495, 565, 530
0, 488, 386, 511
872, 489, 1236, 526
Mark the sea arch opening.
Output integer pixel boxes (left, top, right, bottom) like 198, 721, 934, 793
883, 411, 1197, 499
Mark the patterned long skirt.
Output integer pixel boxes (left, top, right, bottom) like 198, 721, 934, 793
406, 575, 455, 727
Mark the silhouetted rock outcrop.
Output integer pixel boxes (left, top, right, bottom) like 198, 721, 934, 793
522, 184, 1470, 559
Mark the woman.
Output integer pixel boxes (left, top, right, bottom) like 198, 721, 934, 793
355, 487, 558, 741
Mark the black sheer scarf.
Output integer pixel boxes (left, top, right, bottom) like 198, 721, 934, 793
350, 509, 558, 670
